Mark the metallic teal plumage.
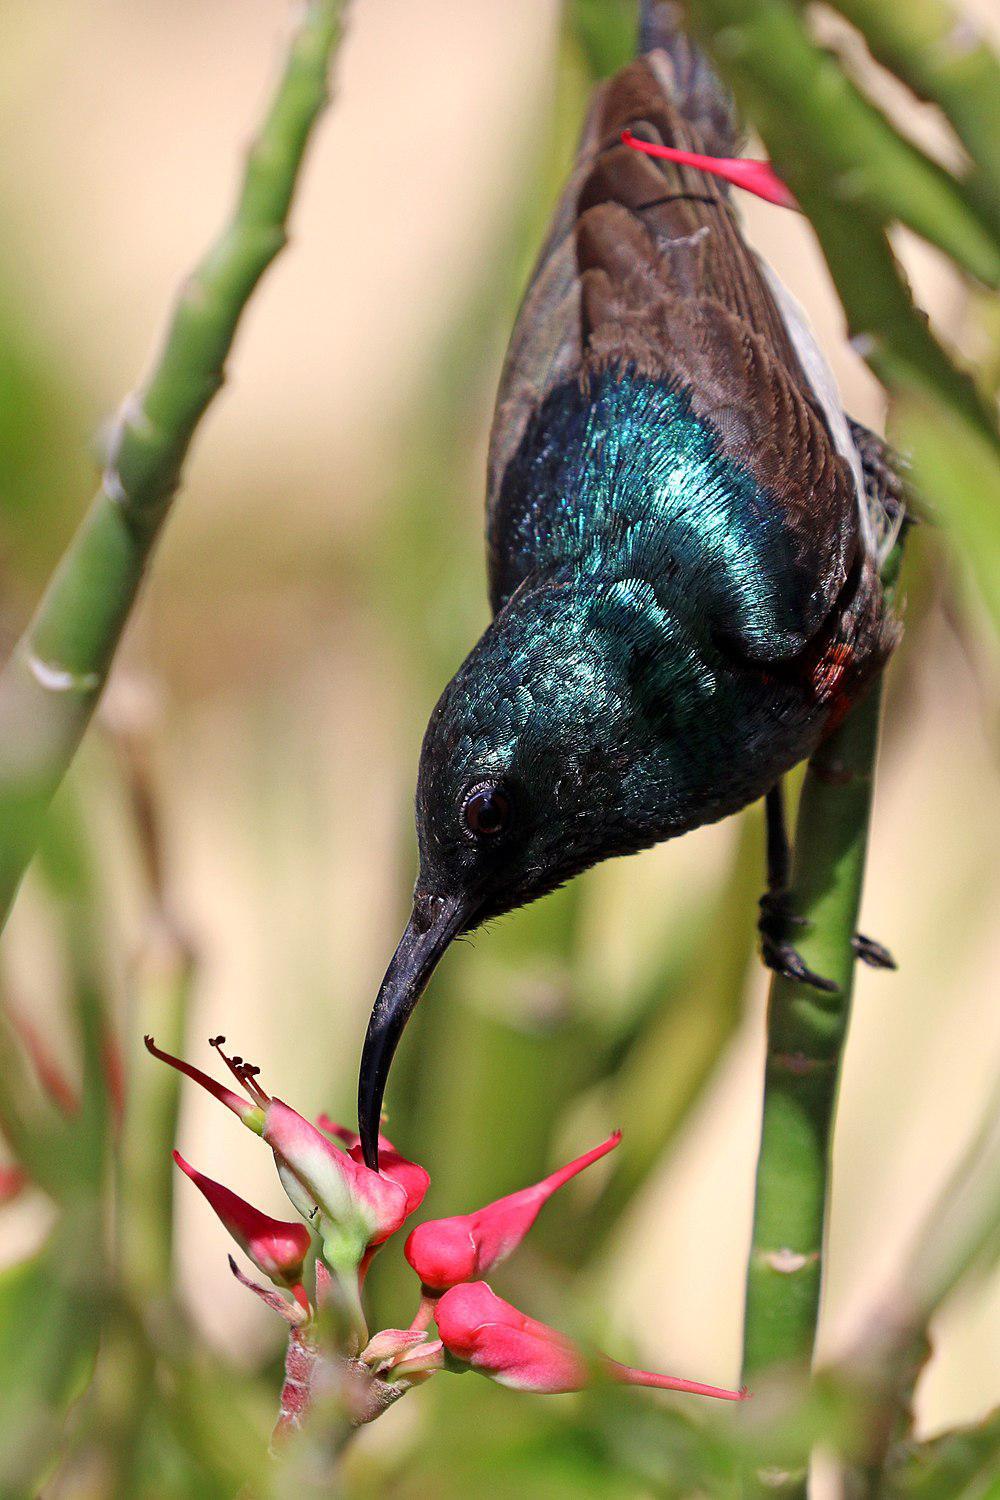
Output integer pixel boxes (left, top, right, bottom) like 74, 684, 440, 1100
491, 368, 813, 654
416, 368, 831, 923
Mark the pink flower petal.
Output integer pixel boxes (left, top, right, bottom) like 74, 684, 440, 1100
315, 1116, 358, 1147
265, 1100, 408, 1248
621, 129, 798, 210
144, 1036, 263, 1130
606, 1360, 750, 1402
435, 1282, 587, 1392
174, 1151, 311, 1287
436, 1283, 748, 1401
317, 1114, 429, 1219
405, 1131, 620, 1291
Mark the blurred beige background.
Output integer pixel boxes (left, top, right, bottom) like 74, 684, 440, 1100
1, 0, 997, 1455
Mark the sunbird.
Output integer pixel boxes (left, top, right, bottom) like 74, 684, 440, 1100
358, 1, 902, 1167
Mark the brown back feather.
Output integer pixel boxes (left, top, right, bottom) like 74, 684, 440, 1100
488, 54, 866, 655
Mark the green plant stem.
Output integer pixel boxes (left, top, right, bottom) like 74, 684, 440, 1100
118, 923, 194, 1305
820, 0, 1000, 225
741, 664, 890, 1496
687, 0, 998, 285
893, 388, 1000, 633
0, 0, 349, 928
687, 0, 999, 443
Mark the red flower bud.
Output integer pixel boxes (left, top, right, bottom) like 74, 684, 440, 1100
173, 1151, 311, 1290
404, 1131, 620, 1291
360, 1327, 431, 1369
436, 1283, 748, 1401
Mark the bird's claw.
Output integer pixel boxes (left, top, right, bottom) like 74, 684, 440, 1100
759, 892, 896, 991
852, 932, 897, 970
758, 891, 838, 994
760, 933, 839, 993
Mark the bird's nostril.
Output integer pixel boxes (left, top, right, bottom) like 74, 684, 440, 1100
411, 890, 444, 934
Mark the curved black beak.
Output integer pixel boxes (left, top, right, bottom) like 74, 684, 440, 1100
358, 893, 469, 1169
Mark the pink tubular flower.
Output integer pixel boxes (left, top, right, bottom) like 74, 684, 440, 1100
621, 129, 798, 210
173, 1151, 311, 1293
404, 1131, 621, 1292
145, 1036, 414, 1273
436, 1283, 748, 1402
318, 1116, 429, 1221
264, 1100, 408, 1263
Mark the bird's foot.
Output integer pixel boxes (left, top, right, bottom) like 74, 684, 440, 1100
852, 931, 897, 970
758, 891, 837, 993
759, 893, 897, 990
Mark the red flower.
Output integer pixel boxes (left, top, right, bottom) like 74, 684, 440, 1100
148, 1041, 747, 1415
435, 1282, 748, 1402
173, 1150, 311, 1294
145, 1036, 416, 1272
404, 1131, 620, 1291
318, 1116, 429, 1221
264, 1100, 408, 1258
621, 129, 798, 210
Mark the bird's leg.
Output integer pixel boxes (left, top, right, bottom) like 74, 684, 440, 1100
758, 782, 896, 988
758, 782, 837, 992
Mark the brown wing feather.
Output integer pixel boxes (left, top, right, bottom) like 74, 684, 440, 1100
487, 55, 864, 652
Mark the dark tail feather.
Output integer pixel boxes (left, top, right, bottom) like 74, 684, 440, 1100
638, 0, 740, 158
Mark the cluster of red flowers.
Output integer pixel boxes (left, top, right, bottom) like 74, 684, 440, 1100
146, 1036, 747, 1411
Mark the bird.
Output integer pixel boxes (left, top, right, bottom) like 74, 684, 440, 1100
358, 1, 903, 1168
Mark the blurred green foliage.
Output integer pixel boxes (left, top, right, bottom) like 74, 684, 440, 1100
0, 1, 996, 1497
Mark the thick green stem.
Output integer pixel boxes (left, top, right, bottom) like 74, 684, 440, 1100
741, 662, 890, 1498
743, 684, 884, 1376
117, 924, 194, 1305
0, 0, 349, 927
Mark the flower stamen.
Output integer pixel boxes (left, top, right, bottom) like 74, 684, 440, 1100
144, 1034, 264, 1129
209, 1035, 271, 1106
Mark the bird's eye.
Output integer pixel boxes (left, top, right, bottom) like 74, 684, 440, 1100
462, 782, 512, 840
